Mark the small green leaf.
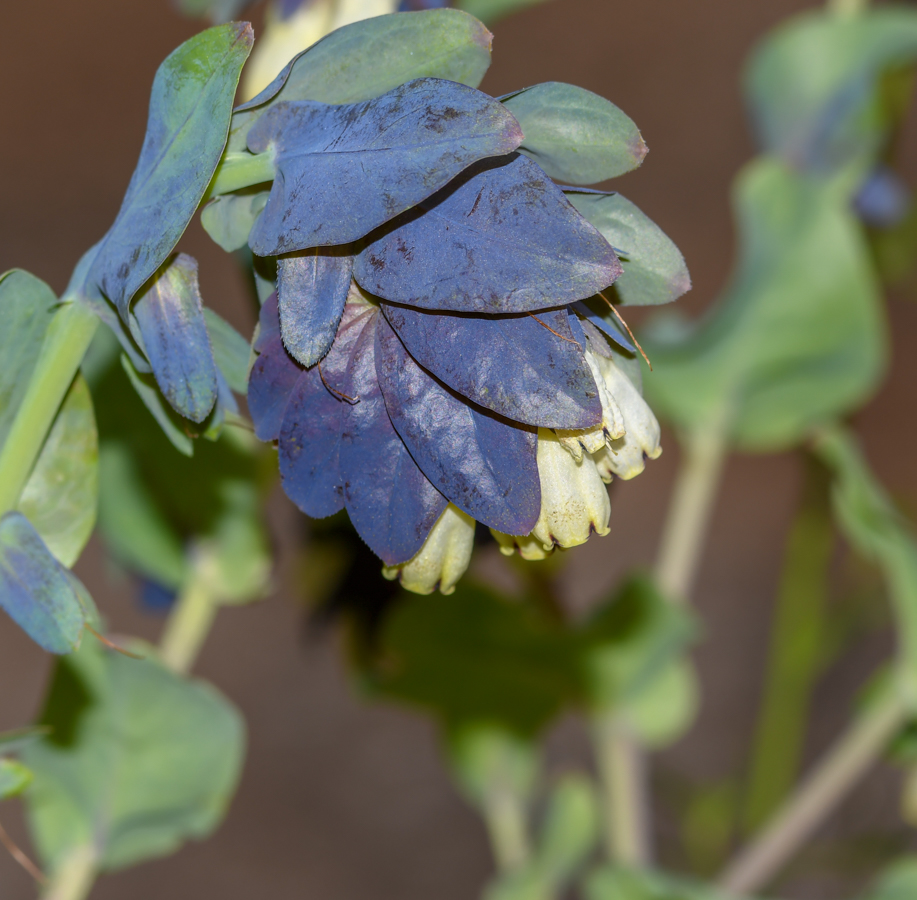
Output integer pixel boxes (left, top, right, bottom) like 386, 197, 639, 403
204, 308, 252, 395
229, 9, 492, 152
18, 375, 98, 568
120, 354, 194, 457
0, 759, 33, 800
860, 858, 917, 900
0, 270, 57, 453
536, 775, 598, 886
201, 189, 269, 253
623, 658, 699, 749
23, 638, 245, 874
567, 191, 691, 306
503, 83, 646, 185
0, 512, 95, 654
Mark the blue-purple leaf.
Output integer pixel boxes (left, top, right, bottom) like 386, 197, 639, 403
248, 342, 301, 443
277, 249, 354, 367
87, 24, 253, 319
382, 304, 601, 429
354, 155, 621, 313
247, 79, 523, 256
339, 313, 447, 565
0, 512, 94, 654
277, 303, 374, 518
572, 300, 636, 353
130, 255, 219, 423
375, 316, 539, 535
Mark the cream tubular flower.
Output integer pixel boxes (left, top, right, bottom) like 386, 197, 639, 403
555, 351, 625, 461
382, 504, 475, 595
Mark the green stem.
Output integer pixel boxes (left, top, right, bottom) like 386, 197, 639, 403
718, 688, 909, 896
741, 454, 834, 833
158, 562, 220, 676
654, 417, 731, 603
593, 717, 650, 866
40, 846, 96, 900
483, 787, 531, 873
828, 0, 867, 15
206, 151, 275, 199
0, 301, 98, 515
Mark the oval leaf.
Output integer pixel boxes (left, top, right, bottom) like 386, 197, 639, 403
503, 82, 646, 184
355, 154, 621, 313
200, 189, 268, 252
376, 315, 540, 534
382, 303, 601, 429
247, 79, 523, 255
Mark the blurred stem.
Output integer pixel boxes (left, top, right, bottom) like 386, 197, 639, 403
483, 788, 531, 873
718, 688, 908, 896
742, 454, 835, 834
593, 716, 650, 866
655, 414, 731, 603
828, 0, 868, 15
0, 301, 98, 515
159, 560, 219, 676
206, 151, 275, 199
40, 846, 96, 900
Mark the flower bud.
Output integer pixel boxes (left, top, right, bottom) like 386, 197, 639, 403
382, 504, 475, 595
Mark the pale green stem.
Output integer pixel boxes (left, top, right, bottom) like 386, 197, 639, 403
483, 788, 531, 873
828, 0, 867, 15
206, 151, 275, 199
158, 564, 220, 676
593, 717, 650, 866
0, 301, 98, 515
40, 846, 97, 900
718, 688, 909, 896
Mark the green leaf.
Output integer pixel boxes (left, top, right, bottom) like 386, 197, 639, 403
0, 270, 57, 453
18, 375, 98, 568
567, 191, 691, 306
87, 24, 253, 320
457, 0, 550, 24
0, 727, 49, 755
0, 512, 96, 654
862, 858, 917, 900
23, 639, 245, 874
536, 774, 599, 886
644, 158, 887, 451
503, 83, 646, 185
584, 866, 748, 900
0, 759, 33, 800
228, 9, 492, 153
747, 8, 917, 173
204, 308, 252, 395
120, 354, 194, 457
201, 189, 268, 253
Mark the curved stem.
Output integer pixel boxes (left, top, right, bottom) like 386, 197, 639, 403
40, 846, 96, 900
206, 151, 275, 199
718, 688, 908, 896
0, 301, 98, 515
828, 0, 867, 15
483, 788, 531, 873
158, 562, 220, 676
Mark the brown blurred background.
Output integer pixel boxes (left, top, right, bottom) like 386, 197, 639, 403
1, 0, 916, 897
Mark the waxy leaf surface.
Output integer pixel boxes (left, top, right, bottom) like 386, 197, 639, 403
88, 24, 252, 319
340, 314, 447, 565
0, 271, 57, 452
566, 191, 690, 307
131, 255, 218, 423
230, 9, 492, 151
503, 82, 646, 185
376, 316, 540, 535
0, 512, 92, 654
23, 639, 245, 873
200, 190, 268, 252
277, 249, 354, 367
18, 376, 98, 568
247, 79, 523, 255
572, 302, 635, 353
277, 304, 373, 518
355, 155, 621, 313
383, 304, 601, 429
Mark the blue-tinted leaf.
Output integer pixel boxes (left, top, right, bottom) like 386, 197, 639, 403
204, 308, 251, 395
566, 190, 690, 306
376, 315, 539, 534
120, 355, 194, 457
253, 291, 281, 352
503, 82, 646, 184
382, 304, 601, 429
355, 155, 621, 313
229, 9, 493, 151
572, 301, 635, 352
277, 249, 354, 366
200, 189, 268, 252
247, 334, 300, 443
0, 271, 57, 453
339, 313, 447, 564
0, 512, 92, 654
88, 24, 253, 319
131, 254, 218, 423
277, 303, 374, 518
247, 79, 523, 255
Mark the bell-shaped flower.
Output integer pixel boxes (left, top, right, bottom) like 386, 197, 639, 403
382, 504, 475, 594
